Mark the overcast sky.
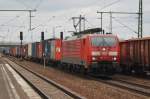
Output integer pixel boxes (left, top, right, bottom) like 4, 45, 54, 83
0, 0, 149, 43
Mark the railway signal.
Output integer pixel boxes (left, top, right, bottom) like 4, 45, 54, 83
20, 31, 23, 40
20, 31, 23, 60
60, 32, 63, 40
41, 32, 44, 41
41, 32, 45, 68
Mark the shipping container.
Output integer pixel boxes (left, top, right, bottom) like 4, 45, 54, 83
28, 43, 32, 57
16, 46, 21, 57
37, 42, 43, 59
12, 47, 17, 56
3, 47, 10, 55
32, 43, 36, 58
44, 39, 50, 59
50, 40, 55, 60
23, 44, 28, 58
50, 39, 61, 61
42, 39, 61, 62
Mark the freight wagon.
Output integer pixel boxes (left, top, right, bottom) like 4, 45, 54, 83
31, 42, 39, 58
36, 42, 43, 60
27, 43, 32, 58
23, 44, 28, 58
12, 47, 17, 56
120, 37, 150, 74
3, 47, 10, 55
42, 39, 61, 64
16, 47, 21, 57
23, 39, 61, 63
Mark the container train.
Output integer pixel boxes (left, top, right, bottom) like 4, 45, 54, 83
3, 29, 150, 76
120, 37, 150, 75
4, 28, 120, 75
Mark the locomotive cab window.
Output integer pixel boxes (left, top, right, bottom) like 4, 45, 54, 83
91, 37, 117, 47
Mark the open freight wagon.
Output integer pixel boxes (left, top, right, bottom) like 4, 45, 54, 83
120, 37, 150, 75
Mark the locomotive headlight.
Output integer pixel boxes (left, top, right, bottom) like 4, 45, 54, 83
113, 57, 117, 61
102, 48, 106, 51
92, 51, 100, 56
92, 57, 96, 61
109, 51, 118, 56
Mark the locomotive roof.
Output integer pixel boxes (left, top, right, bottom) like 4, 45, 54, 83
73, 28, 102, 35
64, 34, 117, 41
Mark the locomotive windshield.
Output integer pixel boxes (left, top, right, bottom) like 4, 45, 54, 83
91, 37, 117, 47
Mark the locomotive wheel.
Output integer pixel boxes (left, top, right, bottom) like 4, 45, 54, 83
81, 66, 86, 74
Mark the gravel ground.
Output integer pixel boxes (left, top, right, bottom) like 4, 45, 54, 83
112, 75, 150, 88
10, 58, 149, 99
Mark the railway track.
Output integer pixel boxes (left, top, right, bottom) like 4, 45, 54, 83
113, 78, 150, 90
105, 79, 150, 96
7, 56, 150, 98
89, 75, 150, 97
4, 57, 86, 99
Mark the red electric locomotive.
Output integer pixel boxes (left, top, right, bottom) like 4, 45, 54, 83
61, 28, 120, 75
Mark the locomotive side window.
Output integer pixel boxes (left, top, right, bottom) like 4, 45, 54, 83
91, 37, 117, 47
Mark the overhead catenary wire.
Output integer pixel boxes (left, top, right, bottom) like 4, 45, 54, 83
0, 13, 28, 42
14, 0, 32, 9
85, 19, 97, 28
0, 15, 20, 27
14, 0, 43, 10
113, 17, 138, 34
99, 0, 121, 11
34, 0, 43, 10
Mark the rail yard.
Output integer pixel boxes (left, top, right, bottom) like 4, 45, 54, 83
0, 0, 150, 99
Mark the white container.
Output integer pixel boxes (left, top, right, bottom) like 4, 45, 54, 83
28, 43, 32, 57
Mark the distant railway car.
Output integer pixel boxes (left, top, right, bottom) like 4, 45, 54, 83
16, 46, 21, 57
61, 33, 120, 75
3, 47, 10, 55
43, 39, 50, 60
31, 42, 39, 58
49, 39, 61, 61
9, 47, 13, 56
31, 39, 62, 63
43, 39, 61, 63
28, 43, 32, 58
36, 42, 43, 60
120, 37, 150, 74
23, 44, 28, 58
12, 47, 17, 57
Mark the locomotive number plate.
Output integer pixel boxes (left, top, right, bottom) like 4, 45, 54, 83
102, 52, 107, 55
